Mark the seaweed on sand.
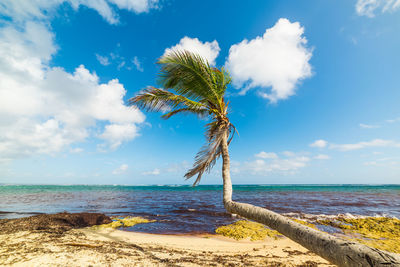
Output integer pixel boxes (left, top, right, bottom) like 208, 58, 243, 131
93, 216, 156, 229
215, 220, 281, 241
317, 217, 400, 253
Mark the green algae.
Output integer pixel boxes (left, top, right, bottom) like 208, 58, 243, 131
214, 216, 400, 254
118, 217, 156, 227
317, 217, 400, 254
215, 218, 319, 241
94, 220, 123, 229
93, 217, 156, 229
215, 220, 280, 241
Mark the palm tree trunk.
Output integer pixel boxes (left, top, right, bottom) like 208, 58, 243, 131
220, 131, 400, 267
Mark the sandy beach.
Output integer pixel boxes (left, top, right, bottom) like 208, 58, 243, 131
1, 210, 400, 266
0, 227, 334, 266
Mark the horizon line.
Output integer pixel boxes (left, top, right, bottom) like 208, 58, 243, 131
1, 183, 399, 186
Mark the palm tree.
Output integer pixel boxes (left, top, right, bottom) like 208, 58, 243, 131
129, 51, 400, 266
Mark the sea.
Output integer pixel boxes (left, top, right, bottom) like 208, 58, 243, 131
0, 184, 399, 234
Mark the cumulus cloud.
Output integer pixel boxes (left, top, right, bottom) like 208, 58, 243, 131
243, 151, 310, 175
163, 37, 220, 65
112, 164, 129, 175
0, 0, 159, 25
225, 18, 313, 102
247, 157, 310, 175
0, 11, 145, 161
356, 0, 400, 17
310, 139, 328, 148
100, 123, 140, 150
330, 139, 400, 151
255, 151, 278, 159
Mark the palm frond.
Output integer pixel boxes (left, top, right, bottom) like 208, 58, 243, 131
161, 107, 208, 120
129, 86, 206, 113
211, 67, 231, 98
184, 121, 232, 186
158, 50, 222, 105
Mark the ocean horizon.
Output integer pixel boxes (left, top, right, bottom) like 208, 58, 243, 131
1, 184, 399, 234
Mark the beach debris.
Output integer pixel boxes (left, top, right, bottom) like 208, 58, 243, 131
0, 212, 112, 234
93, 216, 156, 229
317, 217, 400, 253
215, 220, 281, 241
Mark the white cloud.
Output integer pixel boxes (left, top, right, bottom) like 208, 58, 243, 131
330, 139, 400, 151
245, 156, 310, 175
310, 139, 328, 148
243, 151, 310, 175
225, 18, 313, 102
359, 123, 380, 129
96, 48, 142, 71
314, 154, 330, 160
0, 18, 145, 161
142, 168, 160, 175
356, 0, 400, 17
112, 163, 128, 175
356, 0, 381, 17
255, 151, 278, 159
0, 0, 159, 25
109, 0, 159, 14
96, 54, 111, 66
163, 37, 220, 65
132, 56, 144, 72
100, 123, 140, 150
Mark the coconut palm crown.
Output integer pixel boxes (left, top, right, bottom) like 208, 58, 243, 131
129, 50, 236, 186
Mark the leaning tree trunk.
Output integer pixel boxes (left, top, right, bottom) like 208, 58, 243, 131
220, 131, 400, 267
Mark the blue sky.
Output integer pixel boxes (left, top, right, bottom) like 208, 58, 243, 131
0, 0, 399, 185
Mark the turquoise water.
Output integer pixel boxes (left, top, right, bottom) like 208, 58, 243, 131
1, 184, 399, 233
